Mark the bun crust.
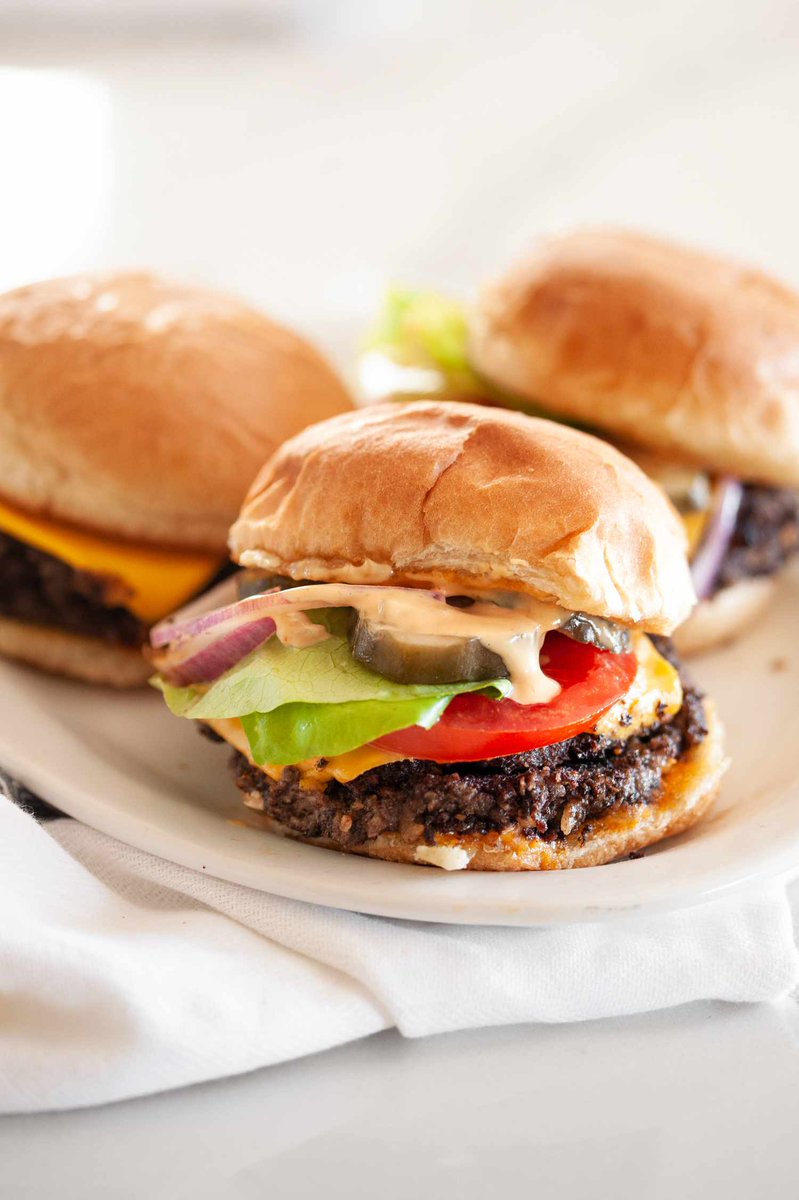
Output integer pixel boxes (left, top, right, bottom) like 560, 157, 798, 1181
0, 617, 151, 687
244, 701, 726, 870
230, 400, 696, 632
674, 577, 775, 656
471, 229, 799, 487
0, 272, 353, 551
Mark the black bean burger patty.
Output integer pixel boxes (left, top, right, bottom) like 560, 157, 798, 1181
228, 638, 707, 849
0, 532, 147, 646
715, 484, 799, 591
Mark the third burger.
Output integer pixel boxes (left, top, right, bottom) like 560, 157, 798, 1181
470, 229, 799, 653
360, 230, 799, 654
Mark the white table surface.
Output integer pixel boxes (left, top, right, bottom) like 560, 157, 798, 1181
2, 956, 799, 1198
1, 1, 799, 1190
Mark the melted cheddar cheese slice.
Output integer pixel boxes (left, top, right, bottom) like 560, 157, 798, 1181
682, 510, 709, 557
0, 497, 222, 623
206, 717, 405, 789
594, 633, 682, 740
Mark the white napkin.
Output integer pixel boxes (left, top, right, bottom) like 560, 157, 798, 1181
0, 796, 796, 1114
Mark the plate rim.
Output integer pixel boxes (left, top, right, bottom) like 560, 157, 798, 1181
3, 727, 798, 927
3, 566, 799, 927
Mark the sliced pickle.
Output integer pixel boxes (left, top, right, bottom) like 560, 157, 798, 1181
349, 615, 507, 685
560, 612, 630, 654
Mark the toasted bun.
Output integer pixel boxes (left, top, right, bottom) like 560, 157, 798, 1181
0, 271, 353, 551
241, 701, 726, 870
674, 577, 775, 656
471, 229, 799, 487
230, 400, 696, 632
0, 617, 151, 687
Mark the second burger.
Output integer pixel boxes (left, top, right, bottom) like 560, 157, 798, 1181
0, 271, 353, 685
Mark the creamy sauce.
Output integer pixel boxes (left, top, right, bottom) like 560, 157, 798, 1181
235, 582, 569, 706
271, 610, 331, 649
348, 589, 566, 705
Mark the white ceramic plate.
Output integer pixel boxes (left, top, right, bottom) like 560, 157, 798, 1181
1, 570, 797, 926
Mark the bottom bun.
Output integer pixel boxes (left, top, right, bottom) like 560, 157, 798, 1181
243, 701, 727, 871
0, 616, 151, 687
674, 578, 775, 657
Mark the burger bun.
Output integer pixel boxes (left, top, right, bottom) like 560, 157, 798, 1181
674, 577, 775, 656
0, 617, 152, 687
471, 228, 799, 488
230, 399, 696, 634
0, 271, 353, 552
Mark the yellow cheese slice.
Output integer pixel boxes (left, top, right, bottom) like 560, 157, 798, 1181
682, 510, 709, 557
594, 633, 682, 740
206, 716, 406, 789
0, 496, 222, 623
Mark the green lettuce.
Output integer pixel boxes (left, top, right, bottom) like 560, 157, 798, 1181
364, 287, 486, 398
368, 288, 476, 374
240, 696, 454, 765
154, 610, 511, 764
363, 287, 558, 419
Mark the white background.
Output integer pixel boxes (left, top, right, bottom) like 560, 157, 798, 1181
1, 2, 799, 1194
4, 0, 799, 361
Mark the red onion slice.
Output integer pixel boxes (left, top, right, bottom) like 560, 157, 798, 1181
151, 591, 274, 648
690, 477, 744, 601
160, 572, 243, 628
160, 617, 277, 686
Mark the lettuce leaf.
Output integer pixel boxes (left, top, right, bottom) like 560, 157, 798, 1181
153, 610, 511, 763
363, 288, 487, 398
240, 695, 454, 765
362, 287, 558, 419
368, 288, 476, 374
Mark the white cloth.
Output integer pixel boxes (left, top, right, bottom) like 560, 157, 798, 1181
0, 796, 796, 1113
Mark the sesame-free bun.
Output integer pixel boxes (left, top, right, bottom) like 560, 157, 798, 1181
0, 617, 151, 687
230, 400, 696, 633
470, 228, 799, 488
0, 271, 353, 552
674, 577, 775, 657
240, 700, 726, 870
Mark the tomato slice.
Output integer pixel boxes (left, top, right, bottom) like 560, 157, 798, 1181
374, 632, 638, 762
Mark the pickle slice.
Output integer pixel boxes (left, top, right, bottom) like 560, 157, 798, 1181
349, 615, 507, 685
560, 612, 630, 654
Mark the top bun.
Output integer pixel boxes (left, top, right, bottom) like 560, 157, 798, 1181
470, 228, 799, 487
230, 400, 695, 633
0, 271, 353, 551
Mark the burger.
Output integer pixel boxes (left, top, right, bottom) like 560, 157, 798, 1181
151, 401, 727, 871
0, 271, 353, 685
360, 231, 799, 653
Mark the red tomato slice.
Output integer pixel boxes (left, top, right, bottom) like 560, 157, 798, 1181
374, 632, 638, 762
